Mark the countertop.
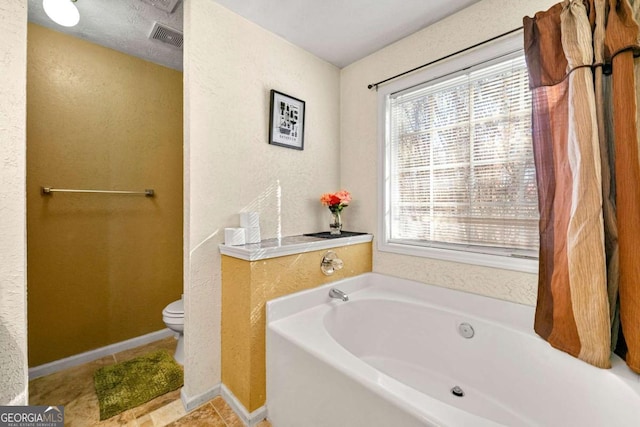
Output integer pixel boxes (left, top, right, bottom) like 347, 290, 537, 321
218, 232, 373, 261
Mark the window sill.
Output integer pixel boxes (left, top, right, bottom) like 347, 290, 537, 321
377, 240, 538, 274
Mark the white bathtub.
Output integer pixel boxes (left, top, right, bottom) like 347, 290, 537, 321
266, 273, 640, 427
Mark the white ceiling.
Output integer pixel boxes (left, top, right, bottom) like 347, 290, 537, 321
213, 0, 481, 68
27, 0, 185, 71
27, 0, 481, 70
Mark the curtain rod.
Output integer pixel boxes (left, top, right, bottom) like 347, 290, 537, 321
367, 26, 524, 91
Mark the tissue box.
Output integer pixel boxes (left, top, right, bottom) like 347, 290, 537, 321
224, 228, 246, 245
240, 211, 260, 229
245, 227, 261, 244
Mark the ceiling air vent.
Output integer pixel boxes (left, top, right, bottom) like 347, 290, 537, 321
139, 0, 181, 13
149, 22, 183, 49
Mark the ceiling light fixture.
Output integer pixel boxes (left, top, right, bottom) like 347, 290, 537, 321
43, 0, 80, 27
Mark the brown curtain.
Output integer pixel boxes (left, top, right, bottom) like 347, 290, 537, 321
524, 0, 640, 373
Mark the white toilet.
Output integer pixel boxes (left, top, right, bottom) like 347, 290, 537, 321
162, 298, 184, 364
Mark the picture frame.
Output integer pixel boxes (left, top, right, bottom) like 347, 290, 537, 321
269, 90, 305, 150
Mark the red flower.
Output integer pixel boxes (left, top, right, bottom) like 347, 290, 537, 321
320, 190, 352, 212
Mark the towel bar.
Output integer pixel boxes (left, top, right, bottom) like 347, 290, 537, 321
41, 187, 155, 197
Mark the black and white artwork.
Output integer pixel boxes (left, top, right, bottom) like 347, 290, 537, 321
269, 90, 305, 150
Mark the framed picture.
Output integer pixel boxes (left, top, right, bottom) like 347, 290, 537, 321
269, 90, 305, 150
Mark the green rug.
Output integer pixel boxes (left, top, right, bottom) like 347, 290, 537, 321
94, 349, 183, 420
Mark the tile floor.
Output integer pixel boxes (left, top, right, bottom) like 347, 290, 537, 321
29, 337, 272, 427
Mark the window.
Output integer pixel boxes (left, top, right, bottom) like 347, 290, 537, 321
379, 47, 539, 272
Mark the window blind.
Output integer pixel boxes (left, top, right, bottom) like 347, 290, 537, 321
387, 54, 538, 256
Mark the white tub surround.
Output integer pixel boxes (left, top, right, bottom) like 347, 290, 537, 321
267, 273, 640, 427
219, 233, 372, 261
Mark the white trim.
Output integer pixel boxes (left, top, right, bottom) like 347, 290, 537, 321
378, 241, 538, 273
179, 383, 268, 426
221, 383, 268, 427
376, 31, 538, 274
180, 384, 221, 412
28, 328, 174, 379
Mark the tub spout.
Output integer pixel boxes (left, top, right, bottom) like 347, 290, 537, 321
329, 288, 349, 302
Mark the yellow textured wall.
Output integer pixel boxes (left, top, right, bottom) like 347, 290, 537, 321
221, 242, 373, 411
26, 24, 183, 366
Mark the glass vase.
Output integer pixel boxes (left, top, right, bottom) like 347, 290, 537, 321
329, 210, 342, 235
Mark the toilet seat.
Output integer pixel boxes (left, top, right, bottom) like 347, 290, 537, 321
163, 299, 184, 317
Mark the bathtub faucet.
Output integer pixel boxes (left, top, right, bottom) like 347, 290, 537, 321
329, 288, 349, 302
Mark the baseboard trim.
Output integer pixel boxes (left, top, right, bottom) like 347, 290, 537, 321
180, 384, 221, 412
220, 383, 267, 427
179, 383, 267, 425
28, 329, 174, 379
